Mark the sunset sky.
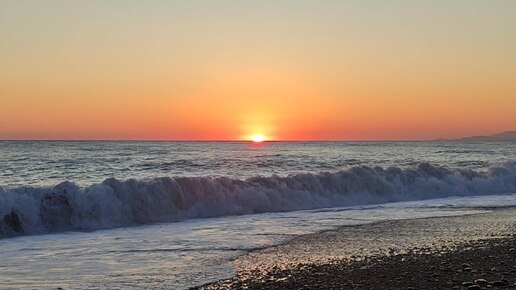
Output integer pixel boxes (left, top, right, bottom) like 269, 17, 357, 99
1, 1, 515, 141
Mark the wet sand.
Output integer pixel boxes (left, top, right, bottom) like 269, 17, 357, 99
198, 208, 516, 289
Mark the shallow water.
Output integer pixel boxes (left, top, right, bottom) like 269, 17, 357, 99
1, 195, 516, 289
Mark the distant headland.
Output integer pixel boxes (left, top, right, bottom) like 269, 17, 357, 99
439, 131, 516, 142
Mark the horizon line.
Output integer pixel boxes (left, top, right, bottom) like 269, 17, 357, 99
0, 138, 467, 142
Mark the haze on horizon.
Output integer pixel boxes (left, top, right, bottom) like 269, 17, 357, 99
1, 1, 515, 141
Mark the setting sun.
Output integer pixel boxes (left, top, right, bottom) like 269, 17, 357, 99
251, 134, 265, 143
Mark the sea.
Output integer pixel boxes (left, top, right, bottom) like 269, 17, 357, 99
1, 141, 516, 289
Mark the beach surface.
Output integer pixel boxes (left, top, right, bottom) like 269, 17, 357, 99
199, 208, 516, 289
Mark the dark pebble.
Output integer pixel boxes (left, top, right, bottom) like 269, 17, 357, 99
475, 279, 488, 286
492, 280, 508, 287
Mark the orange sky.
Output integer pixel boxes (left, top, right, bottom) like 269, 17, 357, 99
1, 1, 515, 141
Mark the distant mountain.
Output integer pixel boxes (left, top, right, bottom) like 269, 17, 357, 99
456, 131, 516, 142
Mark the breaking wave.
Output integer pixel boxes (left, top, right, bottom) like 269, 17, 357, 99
1, 162, 516, 237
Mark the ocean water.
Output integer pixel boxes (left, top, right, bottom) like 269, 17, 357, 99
1, 141, 516, 289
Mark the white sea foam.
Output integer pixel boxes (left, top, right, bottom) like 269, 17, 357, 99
1, 162, 516, 237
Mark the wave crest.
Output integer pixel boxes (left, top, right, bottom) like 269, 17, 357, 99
2, 162, 516, 237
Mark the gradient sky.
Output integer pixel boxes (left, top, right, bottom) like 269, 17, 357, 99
1, 1, 515, 140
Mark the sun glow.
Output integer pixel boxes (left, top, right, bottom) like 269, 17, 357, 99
251, 134, 265, 143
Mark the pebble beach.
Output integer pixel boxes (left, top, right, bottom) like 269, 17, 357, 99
199, 208, 516, 290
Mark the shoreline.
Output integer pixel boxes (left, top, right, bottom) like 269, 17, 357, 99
197, 208, 516, 289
